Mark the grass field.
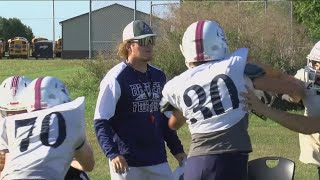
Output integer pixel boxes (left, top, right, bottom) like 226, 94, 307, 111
0, 59, 317, 179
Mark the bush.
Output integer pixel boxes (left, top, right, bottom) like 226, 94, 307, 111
149, 1, 312, 111
67, 55, 119, 98
152, 26, 187, 80
151, 1, 313, 76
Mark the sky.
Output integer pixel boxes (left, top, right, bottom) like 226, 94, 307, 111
0, 0, 179, 41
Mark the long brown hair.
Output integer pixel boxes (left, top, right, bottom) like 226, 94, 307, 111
117, 40, 131, 59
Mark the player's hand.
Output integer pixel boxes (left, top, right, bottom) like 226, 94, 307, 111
111, 155, 129, 174
174, 152, 187, 166
240, 86, 267, 113
0, 150, 6, 171
282, 94, 293, 102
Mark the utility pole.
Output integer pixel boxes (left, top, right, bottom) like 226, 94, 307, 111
53, 0, 55, 58
265, 0, 268, 10
89, 0, 92, 59
134, 0, 136, 20
150, 1, 152, 26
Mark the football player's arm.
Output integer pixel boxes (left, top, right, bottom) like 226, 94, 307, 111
241, 88, 320, 134
74, 141, 95, 172
281, 69, 306, 103
245, 63, 305, 99
160, 80, 186, 130
94, 77, 121, 160
168, 109, 187, 130
261, 108, 319, 134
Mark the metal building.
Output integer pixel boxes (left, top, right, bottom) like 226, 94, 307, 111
59, 3, 152, 59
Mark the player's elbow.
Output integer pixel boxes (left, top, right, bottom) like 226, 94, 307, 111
169, 119, 183, 130
80, 153, 95, 172
75, 142, 95, 172
82, 160, 95, 172
169, 109, 186, 130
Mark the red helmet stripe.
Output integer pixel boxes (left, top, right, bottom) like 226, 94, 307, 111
195, 20, 205, 61
34, 77, 44, 110
10, 76, 20, 96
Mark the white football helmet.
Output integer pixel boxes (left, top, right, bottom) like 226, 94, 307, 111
23, 76, 71, 112
180, 20, 229, 68
304, 41, 320, 90
0, 76, 32, 114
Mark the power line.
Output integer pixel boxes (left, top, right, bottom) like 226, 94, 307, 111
15, 18, 66, 20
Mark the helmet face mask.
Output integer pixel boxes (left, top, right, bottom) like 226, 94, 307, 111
23, 76, 71, 112
180, 20, 229, 69
0, 76, 32, 116
304, 63, 320, 90
304, 41, 320, 90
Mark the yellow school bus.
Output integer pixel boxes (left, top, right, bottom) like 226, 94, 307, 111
8, 37, 30, 59
31, 37, 48, 57
54, 38, 62, 58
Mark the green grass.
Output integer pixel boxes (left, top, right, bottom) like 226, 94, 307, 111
0, 59, 84, 82
0, 59, 317, 179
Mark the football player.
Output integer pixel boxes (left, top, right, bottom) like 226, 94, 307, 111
276, 41, 320, 179
0, 76, 32, 174
160, 20, 304, 180
0, 76, 94, 179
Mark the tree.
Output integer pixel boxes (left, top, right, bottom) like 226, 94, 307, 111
0, 17, 34, 42
294, 1, 320, 42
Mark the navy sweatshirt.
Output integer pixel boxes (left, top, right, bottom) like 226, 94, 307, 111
94, 61, 184, 167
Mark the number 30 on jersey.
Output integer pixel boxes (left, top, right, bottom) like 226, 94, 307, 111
183, 74, 239, 124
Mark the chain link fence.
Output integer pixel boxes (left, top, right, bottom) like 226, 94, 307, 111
89, 1, 155, 58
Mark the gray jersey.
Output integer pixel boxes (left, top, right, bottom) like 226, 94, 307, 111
0, 97, 86, 180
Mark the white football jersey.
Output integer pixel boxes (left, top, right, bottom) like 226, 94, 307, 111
162, 48, 248, 134
0, 117, 8, 154
0, 97, 86, 180
294, 69, 320, 166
